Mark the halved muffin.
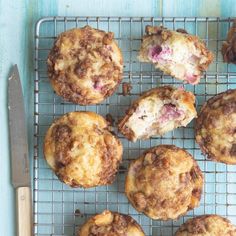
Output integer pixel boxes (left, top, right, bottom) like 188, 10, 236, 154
196, 89, 236, 164
44, 111, 123, 188
47, 25, 123, 105
175, 215, 236, 236
78, 210, 145, 236
138, 25, 213, 84
118, 86, 197, 142
125, 145, 203, 220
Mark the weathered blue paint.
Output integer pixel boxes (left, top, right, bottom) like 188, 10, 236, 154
0, 1, 235, 235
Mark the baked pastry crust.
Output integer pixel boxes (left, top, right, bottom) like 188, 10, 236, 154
175, 215, 236, 236
118, 86, 197, 142
138, 25, 213, 84
196, 89, 236, 164
222, 20, 236, 64
125, 145, 203, 220
47, 26, 123, 105
44, 111, 123, 188
78, 210, 145, 236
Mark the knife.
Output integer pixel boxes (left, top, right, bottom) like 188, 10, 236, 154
8, 65, 32, 236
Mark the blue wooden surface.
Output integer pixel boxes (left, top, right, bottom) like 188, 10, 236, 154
1, 1, 236, 235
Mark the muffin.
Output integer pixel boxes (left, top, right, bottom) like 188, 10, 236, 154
138, 25, 213, 84
118, 86, 197, 142
125, 145, 203, 220
78, 210, 145, 236
222, 19, 236, 64
44, 111, 123, 188
47, 26, 123, 105
175, 215, 236, 236
196, 89, 236, 164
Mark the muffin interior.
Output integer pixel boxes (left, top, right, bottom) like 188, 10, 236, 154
138, 25, 213, 84
118, 86, 197, 141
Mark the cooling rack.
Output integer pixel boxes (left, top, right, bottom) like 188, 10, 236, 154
34, 17, 236, 236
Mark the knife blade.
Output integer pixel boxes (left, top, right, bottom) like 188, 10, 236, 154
8, 64, 30, 188
8, 65, 32, 236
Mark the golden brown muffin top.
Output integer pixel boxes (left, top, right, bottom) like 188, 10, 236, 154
196, 89, 236, 164
47, 26, 123, 105
44, 111, 123, 188
78, 210, 145, 236
175, 215, 236, 236
118, 86, 197, 142
125, 145, 203, 220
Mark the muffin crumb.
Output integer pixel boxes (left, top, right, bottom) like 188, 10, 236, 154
122, 82, 132, 96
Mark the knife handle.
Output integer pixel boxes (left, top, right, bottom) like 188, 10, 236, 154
16, 187, 32, 236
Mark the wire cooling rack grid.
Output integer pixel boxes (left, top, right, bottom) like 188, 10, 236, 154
34, 17, 236, 236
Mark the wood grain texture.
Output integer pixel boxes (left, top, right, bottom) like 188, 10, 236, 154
56, 0, 161, 16
163, 0, 220, 16
220, 0, 236, 17
0, 1, 57, 236
0, 2, 28, 236
163, 0, 236, 17
0, 1, 235, 236
16, 187, 32, 236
